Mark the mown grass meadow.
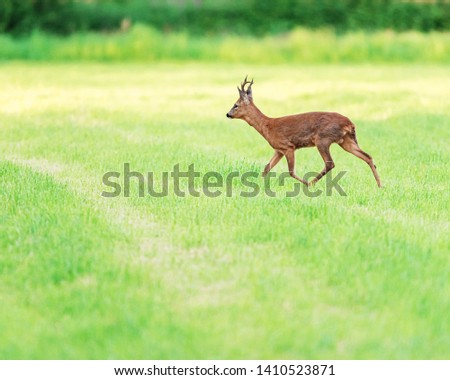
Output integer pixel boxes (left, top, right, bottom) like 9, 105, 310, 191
0, 62, 449, 359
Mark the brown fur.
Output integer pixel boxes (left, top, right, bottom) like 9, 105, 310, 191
226, 77, 382, 187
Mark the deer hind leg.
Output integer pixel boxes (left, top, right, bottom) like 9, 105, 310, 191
263, 150, 283, 177
285, 149, 308, 185
309, 143, 335, 186
339, 135, 382, 187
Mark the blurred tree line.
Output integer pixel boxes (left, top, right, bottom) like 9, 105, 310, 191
1, 0, 449, 36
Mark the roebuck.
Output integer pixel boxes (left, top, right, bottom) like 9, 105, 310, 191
226, 77, 382, 187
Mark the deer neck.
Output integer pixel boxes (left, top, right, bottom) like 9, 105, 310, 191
242, 103, 270, 137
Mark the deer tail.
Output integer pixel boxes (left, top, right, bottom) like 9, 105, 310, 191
346, 124, 358, 145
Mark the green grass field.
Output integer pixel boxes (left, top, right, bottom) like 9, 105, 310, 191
0, 63, 449, 359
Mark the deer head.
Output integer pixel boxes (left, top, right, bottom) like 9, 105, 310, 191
226, 76, 254, 119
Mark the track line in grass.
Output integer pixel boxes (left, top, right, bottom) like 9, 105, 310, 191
0, 160, 198, 359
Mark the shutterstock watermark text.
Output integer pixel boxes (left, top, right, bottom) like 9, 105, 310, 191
101, 163, 347, 198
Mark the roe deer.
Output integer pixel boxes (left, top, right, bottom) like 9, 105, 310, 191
226, 76, 382, 187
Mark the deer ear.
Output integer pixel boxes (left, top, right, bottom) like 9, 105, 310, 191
237, 87, 249, 103
246, 78, 254, 99
246, 87, 253, 100
238, 90, 250, 104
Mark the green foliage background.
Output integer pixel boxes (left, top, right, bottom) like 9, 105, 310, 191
1, 24, 449, 63
1, 0, 449, 36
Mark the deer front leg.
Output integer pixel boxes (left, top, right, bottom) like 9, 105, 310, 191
309, 144, 335, 186
262, 151, 283, 177
285, 149, 308, 185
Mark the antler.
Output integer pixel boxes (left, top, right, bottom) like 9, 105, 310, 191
240, 75, 254, 93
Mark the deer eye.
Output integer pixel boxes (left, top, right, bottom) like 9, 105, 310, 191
233, 104, 238, 109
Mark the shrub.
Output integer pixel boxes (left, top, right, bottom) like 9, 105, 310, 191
1, 0, 449, 36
